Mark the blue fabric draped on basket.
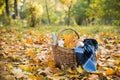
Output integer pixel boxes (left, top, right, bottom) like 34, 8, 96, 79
74, 39, 98, 72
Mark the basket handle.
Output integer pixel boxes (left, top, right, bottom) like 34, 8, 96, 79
56, 28, 80, 46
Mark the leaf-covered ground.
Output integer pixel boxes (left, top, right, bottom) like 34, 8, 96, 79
0, 27, 120, 80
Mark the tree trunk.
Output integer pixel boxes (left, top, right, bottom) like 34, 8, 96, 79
45, 0, 51, 25
14, 0, 18, 19
5, 0, 9, 16
67, 5, 72, 26
31, 15, 36, 27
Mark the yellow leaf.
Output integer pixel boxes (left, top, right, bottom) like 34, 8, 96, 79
68, 43, 74, 48
114, 53, 120, 57
67, 68, 76, 74
37, 35, 46, 44
19, 65, 33, 72
29, 74, 43, 80
92, 71, 103, 74
102, 32, 109, 37
26, 48, 36, 58
76, 66, 84, 73
12, 55, 20, 61
118, 66, 120, 70
105, 68, 115, 75
6, 64, 13, 70
114, 61, 120, 65
28, 74, 37, 80
110, 33, 115, 37
26, 38, 34, 44
62, 34, 77, 48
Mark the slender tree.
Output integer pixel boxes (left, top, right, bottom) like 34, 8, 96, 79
59, 0, 77, 26
14, 0, 18, 19
5, 0, 9, 16
45, 0, 51, 25
67, 1, 72, 26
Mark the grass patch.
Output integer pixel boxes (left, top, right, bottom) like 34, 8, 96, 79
0, 23, 120, 36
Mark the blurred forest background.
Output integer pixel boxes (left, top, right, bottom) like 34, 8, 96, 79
0, 0, 120, 79
0, 0, 120, 27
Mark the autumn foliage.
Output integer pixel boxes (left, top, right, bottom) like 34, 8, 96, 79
0, 27, 120, 80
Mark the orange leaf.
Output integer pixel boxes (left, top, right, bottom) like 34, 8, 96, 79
26, 48, 36, 58
62, 34, 77, 48
26, 38, 34, 44
105, 68, 115, 75
47, 61, 56, 68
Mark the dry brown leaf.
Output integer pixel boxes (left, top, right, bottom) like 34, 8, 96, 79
88, 74, 99, 80
50, 75, 66, 80
116, 70, 120, 76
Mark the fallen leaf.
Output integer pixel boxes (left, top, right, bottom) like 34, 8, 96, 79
26, 48, 36, 58
26, 38, 34, 44
50, 75, 66, 80
62, 34, 77, 48
88, 74, 99, 80
19, 65, 33, 72
68, 74, 79, 79
11, 68, 24, 78
116, 70, 120, 76
28, 74, 37, 80
105, 68, 115, 75
67, 68, 76, 74
114, 61, 120, 65
92, 71, 103, 75
76, 66, 84, 73
6, 63, 13, 70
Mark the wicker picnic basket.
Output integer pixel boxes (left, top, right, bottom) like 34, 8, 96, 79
52, 28, 80, 68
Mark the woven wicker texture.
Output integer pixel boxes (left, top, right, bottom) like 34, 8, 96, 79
52, 28, 80, 68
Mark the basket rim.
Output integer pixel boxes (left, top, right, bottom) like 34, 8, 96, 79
52, 45, 74, 50
55, 28, 80, 47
